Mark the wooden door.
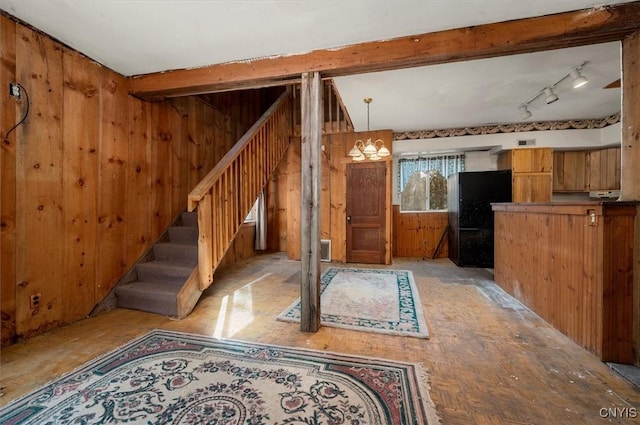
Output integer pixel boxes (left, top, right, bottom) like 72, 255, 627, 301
346, 162, 386, 263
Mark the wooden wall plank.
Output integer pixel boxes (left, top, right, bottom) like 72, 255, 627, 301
150, 102, 172, 237
169, 98, 189, 219
14, 26, 65, 338
95, 69, 129, 302
602, 215, 634, 363
1, 14, 17, 346
218, 223, 257, 268
320, 148, 331, 240
392, 207, 449, 259
328, 134, 346, 263
201, 99, 216, 176
125, 97, 152, 266
62, 48, 100, 321
266, 139, 292, 252
286, 138, 301, 260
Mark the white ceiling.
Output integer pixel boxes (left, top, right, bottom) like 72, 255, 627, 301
334, 42, 622, 132
0, 0, 632, 133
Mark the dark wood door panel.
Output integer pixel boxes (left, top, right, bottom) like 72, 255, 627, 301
346, 162, 386, 264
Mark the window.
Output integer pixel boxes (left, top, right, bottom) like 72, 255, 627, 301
398, 154, 465, 212
245, 198, 259, 222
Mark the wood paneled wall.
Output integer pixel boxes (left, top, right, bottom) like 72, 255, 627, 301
493, 203, 635, 363
267, 131, 392, 264
0, 15, 270, 346
218, 223, 257, 268
392, 207, 448, 259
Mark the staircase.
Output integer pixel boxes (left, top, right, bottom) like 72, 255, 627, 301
112, 82, 351, 318
115, 211, 201, 317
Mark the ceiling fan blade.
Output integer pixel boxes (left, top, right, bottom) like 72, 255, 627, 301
604, 79, 621, 89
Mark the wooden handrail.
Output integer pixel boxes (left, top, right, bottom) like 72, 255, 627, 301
188, 88, 293, 290
188, 89, 292, 211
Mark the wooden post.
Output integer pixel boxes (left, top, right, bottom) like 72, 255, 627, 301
300, 72, 322, 332
621, 29, 640, 202
197, 193, 213, 290
621, 29, 640, 366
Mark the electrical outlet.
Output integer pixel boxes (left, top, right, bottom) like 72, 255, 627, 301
30, 293, 41, 310
9, 83, 21, 99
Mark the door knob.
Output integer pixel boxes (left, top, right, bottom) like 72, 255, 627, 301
346, 215, 351, 223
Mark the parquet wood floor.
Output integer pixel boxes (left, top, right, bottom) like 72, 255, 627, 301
2, 252, 639, 424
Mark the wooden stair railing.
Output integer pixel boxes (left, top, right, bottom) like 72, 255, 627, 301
292, 80, 354, 135
188, 89, 293, 290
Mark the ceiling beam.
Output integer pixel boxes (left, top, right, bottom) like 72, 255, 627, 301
128, 2, 640, 99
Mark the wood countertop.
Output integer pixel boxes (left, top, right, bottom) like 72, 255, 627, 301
491, 201, 637, 215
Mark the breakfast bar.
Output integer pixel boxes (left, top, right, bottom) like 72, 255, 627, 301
491, 201, 636, 363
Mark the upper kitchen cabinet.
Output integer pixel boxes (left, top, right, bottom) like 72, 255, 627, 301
553, 147, 620, 192
498, 148, 553, 203
588, 147, 621, 191
553, 151, 588, 192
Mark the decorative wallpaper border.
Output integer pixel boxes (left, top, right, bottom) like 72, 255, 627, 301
393, 112, 620, 140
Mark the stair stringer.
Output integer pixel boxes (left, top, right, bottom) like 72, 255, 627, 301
176, 267, 202, 318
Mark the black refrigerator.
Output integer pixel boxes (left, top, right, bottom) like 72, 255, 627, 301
447, 170, 512, 268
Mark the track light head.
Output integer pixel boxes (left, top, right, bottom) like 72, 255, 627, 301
570, 69, 588, 89
544, 87, 559, 104
519, 105, 532, 120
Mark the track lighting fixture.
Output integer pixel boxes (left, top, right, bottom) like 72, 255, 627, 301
519, 105, 532, 120
544, 87, 558, 104
517, 61, 589, 120
570, 69, 588, 89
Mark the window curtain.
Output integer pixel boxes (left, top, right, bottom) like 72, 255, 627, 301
397, 154, 465, 193
254, 190, 267, 251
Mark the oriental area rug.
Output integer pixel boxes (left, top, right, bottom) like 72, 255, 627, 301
0, 330, 440, 425
277, 268, 430, 339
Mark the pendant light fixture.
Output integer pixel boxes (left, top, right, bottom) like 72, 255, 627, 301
348, 97, 391, 161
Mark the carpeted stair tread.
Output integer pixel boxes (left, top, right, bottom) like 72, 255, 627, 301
153, 242, 198, 265
181, 211, 198, 227
135, 260, 194, 283
115, 281, 181, 316
168, 226, 198, 244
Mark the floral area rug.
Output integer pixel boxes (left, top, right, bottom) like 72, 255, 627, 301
277, 268, 430, 338
0, 330, 440, 424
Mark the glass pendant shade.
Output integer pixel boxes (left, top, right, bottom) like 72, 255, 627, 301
377, 146, 391, 157
362, 140, 378, 155
348, 145, 362, 157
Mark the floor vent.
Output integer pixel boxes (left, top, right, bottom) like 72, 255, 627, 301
320, 239, 331, 262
